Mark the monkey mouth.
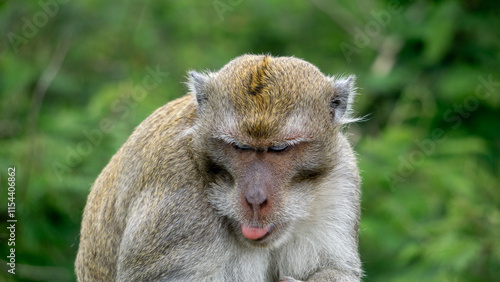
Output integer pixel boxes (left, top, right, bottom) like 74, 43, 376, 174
240, 223, 276, 241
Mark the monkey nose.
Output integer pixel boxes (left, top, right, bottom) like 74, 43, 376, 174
245, 190, 268, 211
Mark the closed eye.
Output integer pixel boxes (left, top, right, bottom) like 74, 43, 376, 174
234, 143, 253, 151
268, 144, 289, 153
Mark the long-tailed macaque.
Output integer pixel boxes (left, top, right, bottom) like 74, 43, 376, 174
76, 54, 362, 281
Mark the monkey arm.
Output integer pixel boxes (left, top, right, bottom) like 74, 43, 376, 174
116, 184, 229, 281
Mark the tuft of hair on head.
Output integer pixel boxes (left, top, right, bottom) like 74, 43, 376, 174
248, 55, 271, 96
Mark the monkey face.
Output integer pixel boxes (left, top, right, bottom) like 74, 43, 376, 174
201, 134, 334, 248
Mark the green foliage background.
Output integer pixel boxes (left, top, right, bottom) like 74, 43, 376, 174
0, 0, 499, 281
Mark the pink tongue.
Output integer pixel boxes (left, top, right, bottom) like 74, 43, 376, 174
241, 224, 270, 240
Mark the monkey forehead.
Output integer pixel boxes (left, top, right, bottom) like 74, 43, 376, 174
211, 110, 319, 146
208, 92, 328, 141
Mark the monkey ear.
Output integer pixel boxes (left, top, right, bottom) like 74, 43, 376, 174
187, 71, 210, 111
328, 75, 357, 123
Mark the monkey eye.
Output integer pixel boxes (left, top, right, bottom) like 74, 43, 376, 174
268, 144, 289, 153
234, 143, 253, 151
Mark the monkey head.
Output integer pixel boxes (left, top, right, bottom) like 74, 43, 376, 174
187, 54, 357, 248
